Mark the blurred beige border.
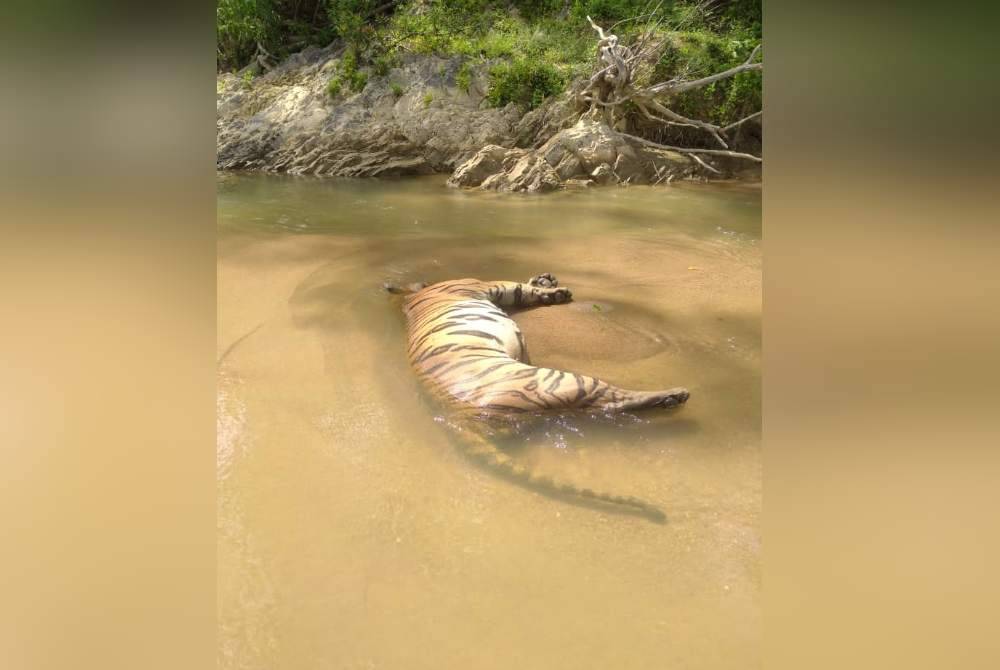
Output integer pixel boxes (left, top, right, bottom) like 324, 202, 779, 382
2, 3, 998, 669
0, 5, 217, 669
764, 4, 1000, 668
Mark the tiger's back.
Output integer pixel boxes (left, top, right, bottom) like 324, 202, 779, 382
404, 278, 541, 414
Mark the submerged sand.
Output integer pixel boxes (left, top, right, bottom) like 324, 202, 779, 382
218, 175, 761, 669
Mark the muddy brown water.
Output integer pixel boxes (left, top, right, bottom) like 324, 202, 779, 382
217, 173, 761, 669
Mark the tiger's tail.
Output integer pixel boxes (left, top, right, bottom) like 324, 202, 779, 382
460, 430, 667, 523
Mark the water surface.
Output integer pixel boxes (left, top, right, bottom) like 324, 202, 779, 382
218, 174, 761, 669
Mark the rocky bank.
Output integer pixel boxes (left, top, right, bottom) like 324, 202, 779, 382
217, 46, 748, 190
217, 45, 549, 178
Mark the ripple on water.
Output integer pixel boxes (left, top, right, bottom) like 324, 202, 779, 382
519, 299, 680, 363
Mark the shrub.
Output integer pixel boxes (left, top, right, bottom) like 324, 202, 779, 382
487, 59, 563, 110
390, 82, 404, 97
327, 77, 343, 98
328, 0, 381, 52
217, 0, 336, 71
329, 48, 369, 94
570, 0, 668, 25
350, 70, 368, 91
373, 55, 394, 77
649, 32, 761, 125
513, 0, 563, 20
422, 91, 434, 107
217, 0, 275, 71
456, 62, 473, 93
341, 49, 359, 77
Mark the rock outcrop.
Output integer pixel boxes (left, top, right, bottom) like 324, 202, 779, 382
217, 46, 525, 177
447, 118, 696, 192
217, 46, 749, 189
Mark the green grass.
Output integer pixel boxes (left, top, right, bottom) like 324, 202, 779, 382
327, 76, 343, 97
377, 2, 759, 116
647, 29, 762, 124
218, 1, 761, 120
349, 70, 368, 91
325, 48, 370, 96
487, 59, 563, 109
456, 61, 472, 92
372, 54, 396, 77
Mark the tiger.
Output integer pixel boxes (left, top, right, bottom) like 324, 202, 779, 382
386, 272, 690, 522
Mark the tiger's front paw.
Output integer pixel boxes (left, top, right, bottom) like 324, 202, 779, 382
538, 287, 572, 305
528, 273, 558, 288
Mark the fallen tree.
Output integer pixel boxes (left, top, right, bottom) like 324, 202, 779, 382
449, 5, 763, 190
579, 12, 762, 175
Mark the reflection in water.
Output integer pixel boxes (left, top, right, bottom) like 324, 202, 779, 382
218, 173, 761, 669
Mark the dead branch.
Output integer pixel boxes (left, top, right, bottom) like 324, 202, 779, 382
255, 41, 274, 72
722, 110, 763, 133
586, 15, 608, 41
636, 101, 697, 128
628, 134, 762, 163
645, 44, 762, 96
684, 152, 721, 175
641, 98, 729, 147
578, 14, 763, 171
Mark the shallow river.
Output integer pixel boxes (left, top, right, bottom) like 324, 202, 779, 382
217, 173, 761, 669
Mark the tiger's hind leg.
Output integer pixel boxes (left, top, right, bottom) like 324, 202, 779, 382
598, 387, 691, 412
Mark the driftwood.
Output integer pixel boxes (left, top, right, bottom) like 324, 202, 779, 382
579, 12, 763, 173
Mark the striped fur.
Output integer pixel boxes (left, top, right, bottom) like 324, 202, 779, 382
392, 273, 689, 521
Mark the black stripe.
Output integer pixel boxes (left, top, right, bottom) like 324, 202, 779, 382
580, 383, 610, 408
421, 361, 449, 376
465, 360, 519, 381
495, 389, 547, 409
572, 374, 587, 403
407, 321, 456, 353
436, 357, 502, 376
445, 329, 505, 347
546, 371, 564, 393
413, 343, 455, 363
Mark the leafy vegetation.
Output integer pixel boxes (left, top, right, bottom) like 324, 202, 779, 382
648, 29, 762, 124
487, 60, 563, 109
327, 76, 342, 97
218, 0, 761, 120
456, 62, 473, 93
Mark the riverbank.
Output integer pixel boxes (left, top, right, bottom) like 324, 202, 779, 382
217, 3, 762, 190
218, 46, 529, 178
